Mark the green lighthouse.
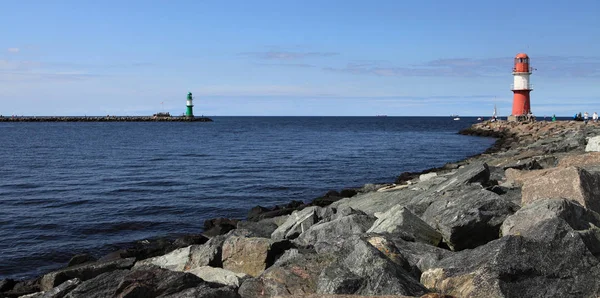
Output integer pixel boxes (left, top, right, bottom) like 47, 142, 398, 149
185, 92, 194, 117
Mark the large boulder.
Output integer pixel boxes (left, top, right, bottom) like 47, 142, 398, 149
421, 228, 600, 297
237, 219, 279, 238
203, 218, 239, 237
367, 205, 442, 246
187, 266, 247, 287
112, 266, 204, 297
586, 136, 600, 152
521, 166, 600, 213
133, 246, 192, 271
221, 235, 292, 277
238, 250, 336, 298
422, 186, 519, 251
316, 235, 428, 296
558, 152, 600, 167
160, 284, 240, 298
271, 206, 334, 240
331, 186, 422, 216
65, 270, 130, 298
38, 278, 81, 298
294, 213, 375, 247
185, 234, 228, 270
40, 257, 135, 291
433, 162, 490, 193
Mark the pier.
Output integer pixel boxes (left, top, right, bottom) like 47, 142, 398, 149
0, 116, 213, 122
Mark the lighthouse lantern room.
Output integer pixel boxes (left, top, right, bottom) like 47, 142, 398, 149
186, 92, 194, 117
509, 53, 533, 121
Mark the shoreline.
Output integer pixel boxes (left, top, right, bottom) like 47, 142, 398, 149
4, 119, 600, 297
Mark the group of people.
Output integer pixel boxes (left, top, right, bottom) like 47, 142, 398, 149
574, 112, 599, 123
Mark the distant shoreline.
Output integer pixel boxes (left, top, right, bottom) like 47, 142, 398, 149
0, 116, 213, 122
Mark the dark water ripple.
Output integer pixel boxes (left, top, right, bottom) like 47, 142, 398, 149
0, 116, 495, 279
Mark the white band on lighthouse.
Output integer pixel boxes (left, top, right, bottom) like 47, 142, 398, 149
512, 74, 531, 90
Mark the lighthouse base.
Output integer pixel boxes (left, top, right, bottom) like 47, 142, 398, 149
508, 115, 535, 122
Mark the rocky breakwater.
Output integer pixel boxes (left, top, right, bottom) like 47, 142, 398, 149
0, 116, 213, 122
5, 120, 600, 297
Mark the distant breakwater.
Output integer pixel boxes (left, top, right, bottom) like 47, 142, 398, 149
0, 116, 213, 122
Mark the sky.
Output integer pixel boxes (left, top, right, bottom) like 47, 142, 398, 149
1, 0, 599, 116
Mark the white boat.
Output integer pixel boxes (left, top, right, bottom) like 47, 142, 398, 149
477, 117, 483, 121
453, 117, 460, 121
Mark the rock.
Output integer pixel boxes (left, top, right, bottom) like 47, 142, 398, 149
236, 219, 279, 238
419, 172, 438, 182
422, 186, 519, 251
386, 235, 453, 278
187, 266, 247, 287
40, 278, 80, 298
172, 234, 209, 248
317, 235, 428, 296
421, 231, 600, 297
221, 235, 291, 277
160, 284, 240, 298
113, 266, 204, 297
433, 162, 490, 192
559, 152, 600, 168
67, 254, 96, 267
65, 270, 129, 298
203, 218, 239, 237
586, 136, 600, 152
98, 236, 189, 262
367, 206, 442, 246
238, 251, 336, 298
331, 187, 419, 216
271, 206, 319, 240
2, 278, 40, 297
339, 188, 358, 198
0, 279, 16, 292
294, 213, 375, 248
521, 166, 600, 213
185, 234, 228, 270
133, 246, 191, 271
40, 257, 135, 291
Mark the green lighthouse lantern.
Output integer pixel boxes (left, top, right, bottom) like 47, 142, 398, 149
185, 92, 194, 117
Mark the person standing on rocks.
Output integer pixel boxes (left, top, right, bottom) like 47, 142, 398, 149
584, 112, 589, 124
593, 112, 598, 123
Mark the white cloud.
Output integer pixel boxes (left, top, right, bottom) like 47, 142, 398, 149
7, 48, 20, 53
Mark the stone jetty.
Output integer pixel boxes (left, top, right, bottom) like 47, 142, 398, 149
4, 120, 600, 298
0, 116, 213, 122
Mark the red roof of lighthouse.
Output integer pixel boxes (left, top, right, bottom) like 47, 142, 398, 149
515, 53, 529, 58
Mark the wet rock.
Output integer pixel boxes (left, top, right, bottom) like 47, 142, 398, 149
40, 257, 135, 291
521, 166, 600, 213
294, 213, 375, 247
67, 254, 96, 267
187, 266, 247, 287
203, 218, 239, 237
0, 279, 16, 292
422, 186, 519, 251
172, 234, 209, 248
317, 235, 428, 296
367, 205, 442, 246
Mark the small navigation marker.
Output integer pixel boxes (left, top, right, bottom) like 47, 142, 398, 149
186, 92, 194, 118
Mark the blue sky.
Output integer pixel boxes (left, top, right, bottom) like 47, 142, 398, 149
1, 0, 599, 116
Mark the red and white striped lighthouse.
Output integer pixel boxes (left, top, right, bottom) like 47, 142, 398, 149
510, 53, 533, 118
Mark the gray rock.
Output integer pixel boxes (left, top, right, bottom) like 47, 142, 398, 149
331, 187, 420, 216
367, 205, 442, 246
187, 266, 247, 287
294, 213, 375, 247
271, 206, 319, 240
39, 278, 80, 298
185, 234, 228, 270
161, 284, 240, 298
133, 245, 192, 271
419, 172, 438, 182
0, 278, 16, 292
65, 270, 129, 298
585, 135, 600, 152
386, 235, 453, 277
238, 251, 336, 298
421, 225, 600, 297
113, 266, 204, 297
433, 162, 490, 192
40, 257, 135, 291
422, 186, 519, 251
221, 235, 292, 277
317, 235, 428, 296
237, 219, 278, 238
67, 254, 96, 267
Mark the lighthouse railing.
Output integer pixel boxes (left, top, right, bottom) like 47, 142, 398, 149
511, 83, 533, 90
